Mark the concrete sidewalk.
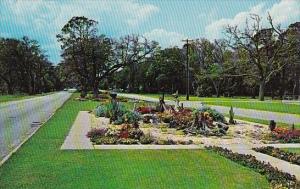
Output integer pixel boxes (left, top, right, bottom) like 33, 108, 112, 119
61, 111, 94, 150
224, 144, 300, 180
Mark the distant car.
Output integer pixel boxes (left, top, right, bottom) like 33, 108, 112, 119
68, 88, 77, 93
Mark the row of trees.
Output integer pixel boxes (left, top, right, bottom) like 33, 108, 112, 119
1, 15, 298, 101
106, 15, 300, 101
0, 37, 61, 94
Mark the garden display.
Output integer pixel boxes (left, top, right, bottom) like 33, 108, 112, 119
88, 96, 233, 145
87, 96, 299, 148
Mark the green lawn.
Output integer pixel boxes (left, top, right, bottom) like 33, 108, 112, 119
137, 93, 300, 115
224, 114, 300, 129
0, 94, 269, 189
282, 148, 300, 154
204, 101, 300, 115
0, 92, 55, 104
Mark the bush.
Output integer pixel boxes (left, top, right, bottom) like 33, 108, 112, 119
206, 146, 299, 188
271, 128, 300, 143
86, 128, 107, 140
155, 138, 176, 145
94, 102, 139, 125
198, 106, 225, 123
140, 133, 154, 144
129, 128, 144, 139
93, 136, 118, 144
118, 138, 139, 145
123, 111, 141, 124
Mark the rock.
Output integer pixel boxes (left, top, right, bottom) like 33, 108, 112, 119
142, 114, 158, 124
216, 122, 228, 129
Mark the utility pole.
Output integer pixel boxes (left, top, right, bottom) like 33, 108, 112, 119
182, 39, 194, 101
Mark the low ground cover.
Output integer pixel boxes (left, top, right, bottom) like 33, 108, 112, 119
0, 94, 270, 189
207, 146, 299, 189
253, 146, 300, 165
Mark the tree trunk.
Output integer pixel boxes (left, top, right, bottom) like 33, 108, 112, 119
7, 83, 14, 95
80, 78, 88, 98
259, 80, 266, 101
93, 80, 99, 99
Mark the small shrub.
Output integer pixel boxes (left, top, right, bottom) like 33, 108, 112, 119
136, 106, 155, 114
140, 133, 154, 144
86, 128, 107, 139
93, 136, 118, 144
129, 128, 144, 139
229, 106, 235, 124
118, 138, 139, 145
177, 140, 193, 145
155, 138, 176, 145
198, 106, 225, 123
271, 128, 300, 143
123, 111, 141, 124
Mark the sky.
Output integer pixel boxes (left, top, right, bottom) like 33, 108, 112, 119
0, 0, 299, 64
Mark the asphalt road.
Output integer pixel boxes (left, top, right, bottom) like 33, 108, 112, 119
0, 92, 72, 160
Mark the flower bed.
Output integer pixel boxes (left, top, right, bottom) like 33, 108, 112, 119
89, 100, 231, 145
156, 106, 229, 136
86, 124, 194, 145
94, 102, 141, 125
271, 128, 300, 143
206, 146, 299, 189
253, 146, 300, 166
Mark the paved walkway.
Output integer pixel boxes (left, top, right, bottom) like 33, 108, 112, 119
61, 111, 94, 150
0, 91, 71, 160
118, 93, 300, 125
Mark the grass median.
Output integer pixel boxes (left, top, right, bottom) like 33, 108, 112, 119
0, 94, 269, 189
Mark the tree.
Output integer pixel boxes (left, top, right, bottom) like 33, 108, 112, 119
115, 35, 158, 93
226, 14, 288, 101
0, 36, 56, 94
0, 38, 19, 94
193, 39, 231, 97
57, 16, 99, 97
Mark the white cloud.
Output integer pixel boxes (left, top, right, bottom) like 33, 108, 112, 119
121, 1, 159, 26
4, 0, 158, 29
267, 0, 300, 24
1, 0, 159, 62
205, 3, 265, 40
205, 0, 300, 40
144, 28, 186, 48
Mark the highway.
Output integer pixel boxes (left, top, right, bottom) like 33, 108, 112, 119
0, 92, 72, 160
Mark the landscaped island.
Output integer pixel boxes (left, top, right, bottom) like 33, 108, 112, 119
86, 92, 299, 146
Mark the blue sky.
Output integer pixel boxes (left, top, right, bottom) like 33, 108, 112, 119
0, 0, 299, 64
